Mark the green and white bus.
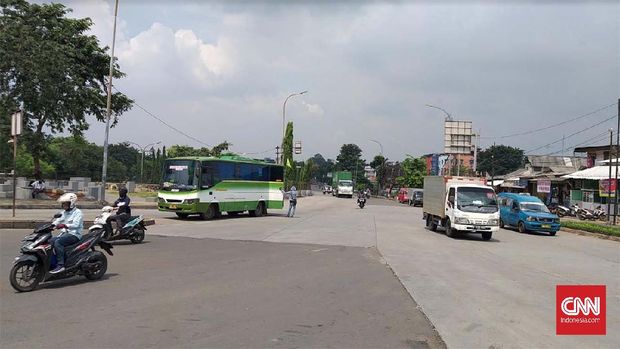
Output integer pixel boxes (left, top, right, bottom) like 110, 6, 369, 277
157, 155, 284, 219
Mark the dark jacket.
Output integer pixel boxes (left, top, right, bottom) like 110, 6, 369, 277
114, 196, 132, 216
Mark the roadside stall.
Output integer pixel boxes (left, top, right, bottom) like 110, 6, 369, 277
562, 165, 617, 214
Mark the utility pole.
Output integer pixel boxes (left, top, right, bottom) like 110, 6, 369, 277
473, 131, 479, 176
101, 0, 120, 203
608, 129, 613, 224
275, 146, 280, 164
615, 98, 620, 224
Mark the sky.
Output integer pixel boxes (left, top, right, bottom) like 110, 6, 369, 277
50, 0, 620, 161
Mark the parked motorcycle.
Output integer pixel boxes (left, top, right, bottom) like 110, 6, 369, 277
9, 215, 114, 292
592, 206, 606, 221
574, 205, 595, 220
357, 195, 366, 209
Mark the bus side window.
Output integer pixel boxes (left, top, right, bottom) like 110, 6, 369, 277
269, 166, 283, 182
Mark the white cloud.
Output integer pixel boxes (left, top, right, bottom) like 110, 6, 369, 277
302, 101, 325, 116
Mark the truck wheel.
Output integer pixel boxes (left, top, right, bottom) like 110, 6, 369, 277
481, 232, 492, 241
445, 219, 457, 238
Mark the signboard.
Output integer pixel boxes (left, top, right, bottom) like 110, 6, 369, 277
11, 111, 22, 136
599, 179, 617, 198
518, 179, 529, 188
294, 141, 302, 154
537, 180, 551, 193
444, 120, 472, 154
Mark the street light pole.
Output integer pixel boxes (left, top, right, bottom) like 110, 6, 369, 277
281, 90, 307, 164
127, 141, 161, 183
101, 0, 120, 203
370, 139, 384, 195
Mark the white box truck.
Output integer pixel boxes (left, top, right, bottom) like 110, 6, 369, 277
423, 176, 499, 241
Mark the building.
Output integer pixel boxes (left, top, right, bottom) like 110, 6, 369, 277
573, 145, 620, 168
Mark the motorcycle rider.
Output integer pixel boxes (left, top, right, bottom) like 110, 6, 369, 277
108, 187, 131, 236
50, 193, 84, 274
357, 190, 366, 207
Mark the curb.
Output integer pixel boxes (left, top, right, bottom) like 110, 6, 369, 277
560, 227, 620, 242
0, 218, 156, 230
0, 203, 157, 210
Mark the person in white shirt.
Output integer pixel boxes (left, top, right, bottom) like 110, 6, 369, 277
31, 177, 46, 199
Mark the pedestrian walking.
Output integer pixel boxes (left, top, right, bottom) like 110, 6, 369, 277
282, 186, 298, 217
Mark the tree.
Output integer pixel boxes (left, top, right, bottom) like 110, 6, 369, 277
477, 145, 524, 176
309, 153, 334, 183
370, 155, 387, 191
0, 0, 133, 175
336, 143, 367, 187
282, 121, 294, 189
167, 142, 231, 158
396, 156, 426, 188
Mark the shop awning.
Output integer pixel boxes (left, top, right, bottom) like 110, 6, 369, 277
562, 166, 618, 180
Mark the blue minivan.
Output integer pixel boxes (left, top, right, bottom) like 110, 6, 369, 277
497, 193, 560, 236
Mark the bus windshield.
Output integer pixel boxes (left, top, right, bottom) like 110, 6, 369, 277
161, 160, 197, 191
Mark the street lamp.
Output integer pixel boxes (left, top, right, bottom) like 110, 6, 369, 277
426, 104, 459, 175
281, 90, 308, 163
370, 139, 385, 195
101, 0, 120, 202
127, 141, 161, 183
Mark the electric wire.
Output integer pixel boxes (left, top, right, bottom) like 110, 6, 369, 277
480, 102, 618, 139
524, 114, 617, 154
113, 86, 212, 147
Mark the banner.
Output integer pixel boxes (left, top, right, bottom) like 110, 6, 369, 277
599, 179, 616, 198
537, 180, 551, 193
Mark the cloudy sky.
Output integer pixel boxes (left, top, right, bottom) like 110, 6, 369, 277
54, 0, 619, 161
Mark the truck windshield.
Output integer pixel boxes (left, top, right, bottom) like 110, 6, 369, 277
339, 180, 353, 186
520, 202, 550, 213
457, 187, 498, 213
161, 160, 197, 191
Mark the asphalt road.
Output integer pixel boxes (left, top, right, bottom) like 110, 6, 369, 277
2, 194, 618, 349
0, 216, 444, 347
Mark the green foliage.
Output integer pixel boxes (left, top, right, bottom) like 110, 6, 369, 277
561, 221, 620, 237
15, 144, 55, 177
166, 142, 231, 158
477, 145, 524, 176
370, 155, 387, 190
396, 155, 426, 188
309, 153, 334, 183
336, 143, 367, 186
0, 0, 133, 174
282, 121, 294, 189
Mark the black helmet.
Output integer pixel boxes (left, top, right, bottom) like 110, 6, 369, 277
119, 187, 128, 197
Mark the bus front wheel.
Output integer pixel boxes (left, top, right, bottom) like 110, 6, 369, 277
201, 204, 218, 220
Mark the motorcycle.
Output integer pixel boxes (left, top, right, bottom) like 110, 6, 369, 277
555, 205, 571, 217
90, 204, 146, 244
574, 205, 595, 220
592, 206, 606, 221
357, 195, 366, 209
9, 214, 114, 292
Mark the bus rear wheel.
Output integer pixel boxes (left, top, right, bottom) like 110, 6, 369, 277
249, 202, 266, 217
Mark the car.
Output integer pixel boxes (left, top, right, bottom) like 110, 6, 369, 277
407, 189, 423, 206
497, 193, 560, 236
397, 188, 410, 203
323, 185, 333, 195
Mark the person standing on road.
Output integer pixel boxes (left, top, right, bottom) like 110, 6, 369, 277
50, 193, 83, 274
282, 186, 298, 218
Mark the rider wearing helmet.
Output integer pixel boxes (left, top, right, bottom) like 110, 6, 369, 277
50, 193, 84, 274
108, 187, 131, 235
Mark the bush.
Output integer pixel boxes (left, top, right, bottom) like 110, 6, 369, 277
561, 221, 620, 237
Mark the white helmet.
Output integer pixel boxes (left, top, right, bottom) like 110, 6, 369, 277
101, 205, 114, 213
58, 193, 78, 211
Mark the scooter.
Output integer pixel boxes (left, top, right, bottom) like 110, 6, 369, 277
89, 205, 114, 238
592, 206, 606, 221
357, 195, 366, 209
555, 205, 571, 217
9, 214, 114, 292
575, 206, 595, 220
102, 212, 147, 244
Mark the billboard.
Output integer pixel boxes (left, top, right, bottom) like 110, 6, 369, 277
444, 120, 473, 154
599, 179, 616, 198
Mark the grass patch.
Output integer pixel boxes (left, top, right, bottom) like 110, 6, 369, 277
561, 220, 620, 237
105, 190, 157, 198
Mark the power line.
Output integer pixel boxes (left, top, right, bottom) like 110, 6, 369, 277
481, 102, 618, 139
524, 114, 617, 154
544, 131, 612, 156
113, 86, 212, 147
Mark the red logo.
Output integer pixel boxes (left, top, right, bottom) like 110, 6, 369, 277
556, 285, 606, 335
